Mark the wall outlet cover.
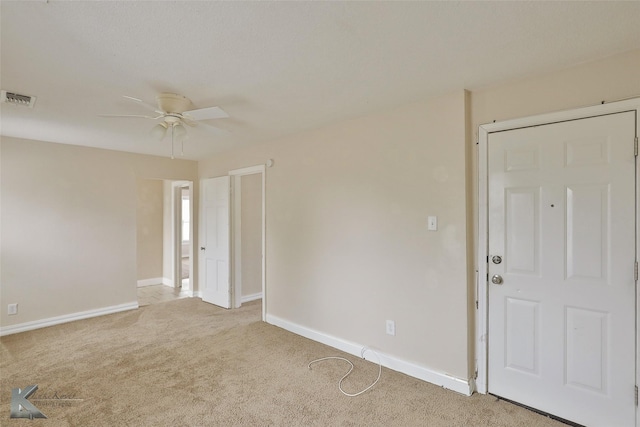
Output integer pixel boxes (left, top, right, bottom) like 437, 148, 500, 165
8, 303, 18, 315
386, 320, 396, 336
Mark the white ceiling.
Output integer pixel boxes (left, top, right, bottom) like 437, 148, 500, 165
1, 1, 639, 160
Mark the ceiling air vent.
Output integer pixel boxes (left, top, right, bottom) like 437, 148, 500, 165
1, 90, 36, 108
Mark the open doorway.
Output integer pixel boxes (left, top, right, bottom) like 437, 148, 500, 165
179, 184, 191, 289
169, 181, 193, 293
136, 179, 193, 306
230, 166, 265, 314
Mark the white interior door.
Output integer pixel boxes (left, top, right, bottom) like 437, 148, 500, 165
200, 176, 231, 308
487, 111, 636, 426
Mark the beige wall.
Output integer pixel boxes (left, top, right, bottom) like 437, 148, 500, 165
136, 179, 164, 282
200, 90, 473, 379
471, 49, 640, 129
240, 173, 263, 297
0, 137, 197, 328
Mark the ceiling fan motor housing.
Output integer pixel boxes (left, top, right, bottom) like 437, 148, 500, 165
157, 93, 191, 114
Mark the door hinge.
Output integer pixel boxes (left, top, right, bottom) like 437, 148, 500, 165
635, 385, 638, 406
476, 300, 479, 309
635, 136, 638, 157
635, 261, 639, 281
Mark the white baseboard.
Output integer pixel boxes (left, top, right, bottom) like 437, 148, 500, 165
265, 314, 473, 396
137, 277, 164, 287
0, 301, 139, 337
241, 292, 262, 303
162, 277, 173, 287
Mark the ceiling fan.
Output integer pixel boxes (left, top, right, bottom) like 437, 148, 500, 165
101, 93, 229, 158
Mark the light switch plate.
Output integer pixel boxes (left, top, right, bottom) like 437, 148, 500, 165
428, 216, 437, 231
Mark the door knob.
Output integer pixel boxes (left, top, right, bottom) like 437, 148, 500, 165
491, 275, 504, 285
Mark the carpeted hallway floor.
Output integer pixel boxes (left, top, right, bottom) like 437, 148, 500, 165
0, 298, 565, 426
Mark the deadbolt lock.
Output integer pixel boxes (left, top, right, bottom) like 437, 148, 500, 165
492, 255, 502, 265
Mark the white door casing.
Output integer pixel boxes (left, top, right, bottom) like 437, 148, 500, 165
477, 101, 638, 427
200, 176, 231, 308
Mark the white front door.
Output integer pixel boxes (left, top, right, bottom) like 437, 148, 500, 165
487, 111, 636, 426
200, 176, 231, 308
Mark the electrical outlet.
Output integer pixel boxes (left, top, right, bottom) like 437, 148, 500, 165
386, 320, 396, 336
8, 303, 18, 316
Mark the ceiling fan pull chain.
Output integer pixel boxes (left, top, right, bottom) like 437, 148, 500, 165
171, 124, 175, 160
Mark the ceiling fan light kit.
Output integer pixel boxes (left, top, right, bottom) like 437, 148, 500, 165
150, 122, 168, 139
101, 92, 229, 158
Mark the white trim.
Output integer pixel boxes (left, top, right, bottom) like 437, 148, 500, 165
162, 277, 173, 287
229, 164, 266, 321
636, 122, 640, 427
137, 277, 164, 287
636, 113, 640, 427
480, 98, 640, 134
241, 292, 262, 303
0, 302, 139, 336
180, 289, 195, 298
266, 314, 473, 396
476, 125, 489, 394
231, 174, 243, 308
476, 97, 640, 398
229, 165, 265, 176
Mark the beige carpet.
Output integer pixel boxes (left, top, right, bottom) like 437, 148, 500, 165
0, 299, 565, 426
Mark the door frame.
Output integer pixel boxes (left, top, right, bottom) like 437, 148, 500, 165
229, 165, 266, 321
171, 180, 193, 293
476, 98, 639, 412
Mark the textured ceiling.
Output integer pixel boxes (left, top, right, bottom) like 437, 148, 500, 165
1, 1, 639, 160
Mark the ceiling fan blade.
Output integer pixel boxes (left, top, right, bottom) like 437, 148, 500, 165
180, 116, 198, 127
123, 95, 163, 113
197, 121, 231, 136
99, 114, 162, 120
183, 106, 229, 121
